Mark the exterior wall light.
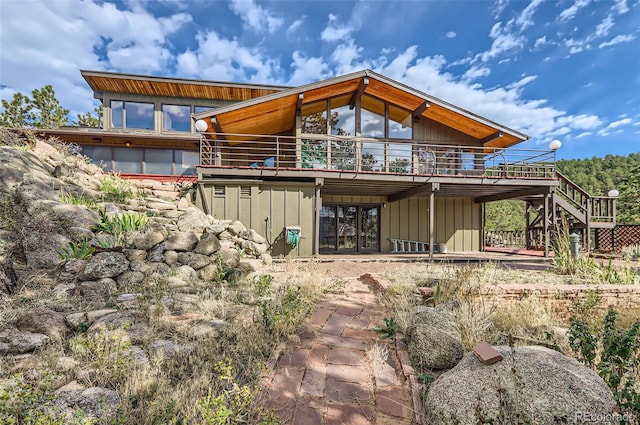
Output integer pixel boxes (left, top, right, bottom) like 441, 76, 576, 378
549, 140, 561, 151
608, 189, 619, 197
195, 119, 208, 132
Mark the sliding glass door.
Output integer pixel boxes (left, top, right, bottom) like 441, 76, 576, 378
320, 205, 380, 253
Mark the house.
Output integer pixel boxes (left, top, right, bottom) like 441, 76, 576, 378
42, 69, 616, 257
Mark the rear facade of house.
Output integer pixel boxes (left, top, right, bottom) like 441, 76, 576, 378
43, 69, 615, 257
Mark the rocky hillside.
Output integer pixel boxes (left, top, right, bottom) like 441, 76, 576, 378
0, 130, 306, 423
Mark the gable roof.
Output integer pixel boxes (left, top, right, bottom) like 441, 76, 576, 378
192, 69, 529, 148
81, 70, 289, 102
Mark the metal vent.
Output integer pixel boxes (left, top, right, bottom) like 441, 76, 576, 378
214, 186, 225, 196
240, 186, 251, 197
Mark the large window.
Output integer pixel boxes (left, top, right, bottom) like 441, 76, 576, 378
82, 146, 198, 176
162, 104, 191, 132
110, 101, 154, 130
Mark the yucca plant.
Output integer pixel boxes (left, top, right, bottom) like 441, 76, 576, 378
94, 210, 149, 235
57, 238, 95, 260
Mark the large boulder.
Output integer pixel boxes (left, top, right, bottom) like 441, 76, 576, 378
424, 345, 617, 425
193, 232, 221, 255
408, 304, 464, 370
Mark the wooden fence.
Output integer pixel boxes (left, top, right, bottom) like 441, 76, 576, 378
595, 225, 640, 252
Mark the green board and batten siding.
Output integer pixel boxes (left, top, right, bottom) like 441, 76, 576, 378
197, 185, 481, 257
197, 183, 316, 257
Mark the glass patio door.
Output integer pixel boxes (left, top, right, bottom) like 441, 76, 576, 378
320, 205, 379, 253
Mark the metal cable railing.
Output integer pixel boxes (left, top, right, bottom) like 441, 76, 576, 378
199, 133, 557, 179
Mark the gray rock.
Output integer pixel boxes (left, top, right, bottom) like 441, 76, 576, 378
87, 311, 146, 344
148, 242, 165, 262
51, 203, 100, 229
413, 305, 460, 339
207, 223, 228, 235
227, 220, 246, 236
13, 308, 68, 343
145, 262, 172, 278
125, 345, 150, 368
80, 252, 129, 280
54, 386, 121, 419
177, 252, 210, 270
163, 276, 189, 288
66, 309, 118, 330
408, 324, 464, 370
218, 247, 240, 269
241, 239, 268, 256
130, 223, 168, 251
163, 250, 178, 265
173, 265, 197, 282
64, 258, 88, 275
23, 232, 69, 270
247, 229, 267, 244
193, 232, 221, 255
177, 206, 210, 233
260, 253, 273, 266
116, 271, 144, 287
150, 339, 191, 359
198, 264, 223, 281
424, 345, 617, 425
238, 258, 263, 273
164, 232, 198, 252
80, 278, 118, 298
129, 260, 149, 273
0, 328, 50, 354
125, 249, 147, 262
54, 282, 76, 299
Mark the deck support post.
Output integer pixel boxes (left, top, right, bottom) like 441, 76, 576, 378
543, 193, 550, 257
314, 178, 323, 255
429, 186, 436, 260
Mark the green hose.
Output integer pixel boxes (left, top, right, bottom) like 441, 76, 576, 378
286, 229, 300, 248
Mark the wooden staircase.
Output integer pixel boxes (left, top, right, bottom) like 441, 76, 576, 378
523, 171, 616, 252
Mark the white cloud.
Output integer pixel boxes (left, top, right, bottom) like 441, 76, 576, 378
595, 15, 615, 38
228, 0, 283, 34
287, 51, 330, 86
287, 16, 305, 34
480, 22, 526, 62
612, 0, 629, 14
575, 131, 593, 139
446, 31, 457, 39
0, 0, 191, 119
175, 31, 282, 83
320, 14, 354, 42
533, 36, 548, 49
462, 66, 491, 81
608, 118, 632, 128
559, 0, 592, 22
515, 0, 544, 31
599, 34, 636, 48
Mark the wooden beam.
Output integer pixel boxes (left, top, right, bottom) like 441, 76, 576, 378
295, 93, 304, 116
389, 182, 440, 203
412, 101, 430, 121
474, 186, 552, 204
480, 131, 503, 144
349, 77, 369, 110
211, 117, 225, 139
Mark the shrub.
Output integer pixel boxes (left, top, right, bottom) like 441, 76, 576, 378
60, 191, 98, 210
568, 296, 640, 420
100, 173, 134, 203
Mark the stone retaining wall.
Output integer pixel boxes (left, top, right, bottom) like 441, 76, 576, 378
481, 284, 640, 321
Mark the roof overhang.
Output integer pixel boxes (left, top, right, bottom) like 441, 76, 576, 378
81, 70, 289, 102
193, 69, 529, 148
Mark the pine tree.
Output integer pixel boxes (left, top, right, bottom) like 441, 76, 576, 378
71, 106, 101, 127
0, 92, 32, 127
28, 85, 69, 129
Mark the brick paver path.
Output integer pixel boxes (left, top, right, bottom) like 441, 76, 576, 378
264, 276, 415, 424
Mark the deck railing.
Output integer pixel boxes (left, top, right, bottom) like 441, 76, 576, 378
199, 133, 557, 179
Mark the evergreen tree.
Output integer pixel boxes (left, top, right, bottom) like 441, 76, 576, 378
0, 85, 69, 129
28, 85, 69, 129
617, 164, 640, 224
71, 106, 101, 127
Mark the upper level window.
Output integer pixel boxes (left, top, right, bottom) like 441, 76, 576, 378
301, 101, 328, 135
361, 95, 385, 138
331, 95, 354, 136
389, 104, 412, 139
162, 104, 191, 132
194, 106, 212, 114
111, 101, 154, 130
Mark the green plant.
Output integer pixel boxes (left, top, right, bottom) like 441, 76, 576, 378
374, 317, 398, 341
60, 191, 98, 210
94, 210, 149, 235
262, 284, 312, 338
621, 244, 640, 261
196, 359, 279, 425
57, 238, 95, 260
568, 298, 640, 420
100, 173, 134, 203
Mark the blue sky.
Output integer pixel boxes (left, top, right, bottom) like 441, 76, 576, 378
0, 0, 639, 160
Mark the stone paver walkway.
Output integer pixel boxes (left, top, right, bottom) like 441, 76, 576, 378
263, 277, 416, 424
